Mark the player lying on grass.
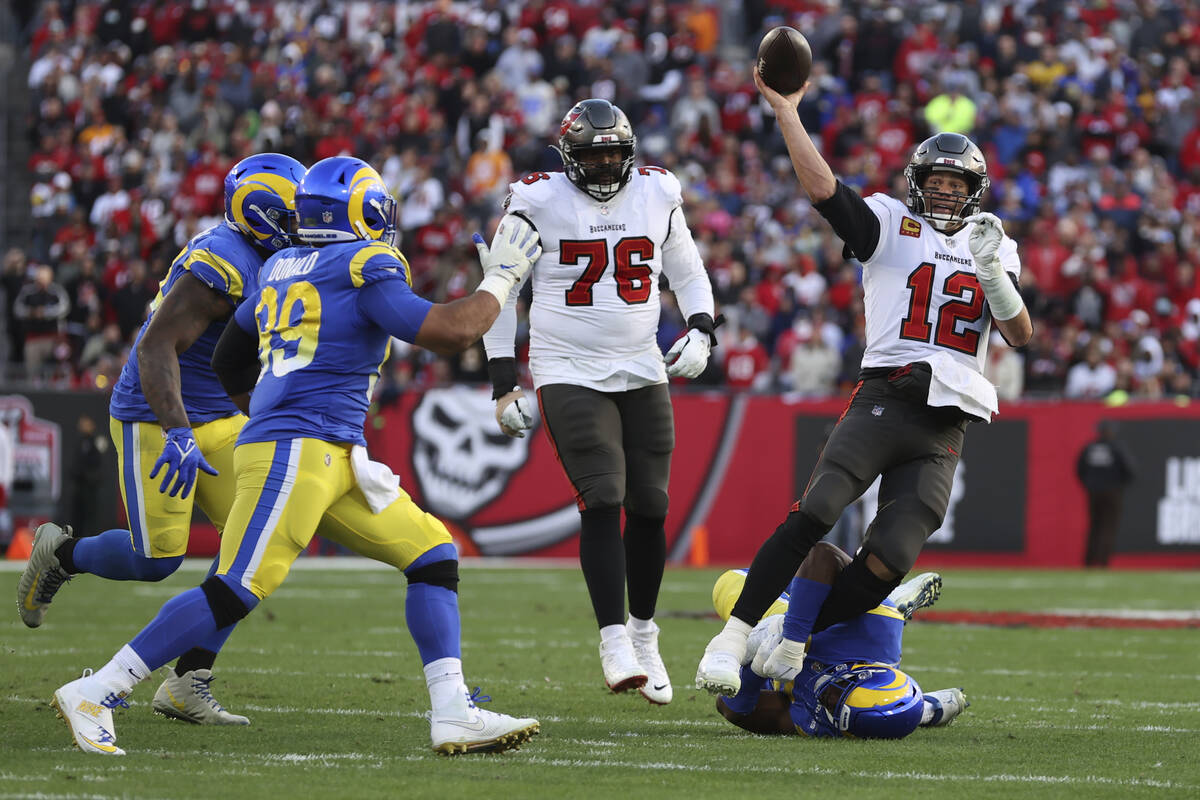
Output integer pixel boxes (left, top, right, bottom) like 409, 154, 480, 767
48, 156, 542, 756
712, 543, 968, 738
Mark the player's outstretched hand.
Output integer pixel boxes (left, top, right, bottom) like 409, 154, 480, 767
149, 427, 218, 500
473, 216, 542, 286
495, 387, 534, 438
665, 328, 711, 379
965, 212, 1003, 274
753, 68, 810, 111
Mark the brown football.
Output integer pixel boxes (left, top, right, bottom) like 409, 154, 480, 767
756, 26, 812, 95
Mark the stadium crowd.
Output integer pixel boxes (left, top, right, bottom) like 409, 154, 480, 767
6, 0, 1200, 405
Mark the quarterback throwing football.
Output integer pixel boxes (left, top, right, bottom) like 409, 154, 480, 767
482, 99, 717, 705
696, 71, 1033, 695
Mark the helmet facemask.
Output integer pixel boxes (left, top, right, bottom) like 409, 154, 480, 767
556, 99, 637, 202
906, 165, 988, 233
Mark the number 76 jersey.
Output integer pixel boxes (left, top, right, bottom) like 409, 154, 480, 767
859, 193, 1021, 378
501, 168, 711, 391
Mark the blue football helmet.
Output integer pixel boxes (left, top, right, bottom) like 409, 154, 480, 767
295, 156, 397, 245
813, 662, 924, 739
224, 153, 306, 252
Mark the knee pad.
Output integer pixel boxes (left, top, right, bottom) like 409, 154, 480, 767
200, 576, 253, 629
801, 465, 862, 528
864, 496, 943, 575
577, 476, 624, 511
624, 488, 668, 520
135, 555, 183, 582
404, 559, 459, 593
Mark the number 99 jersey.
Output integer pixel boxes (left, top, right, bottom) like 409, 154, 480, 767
501, 168, 711, 391
233, 240, 420, 447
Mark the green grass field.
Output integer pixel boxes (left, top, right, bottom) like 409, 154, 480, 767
2, 562, 1198, 799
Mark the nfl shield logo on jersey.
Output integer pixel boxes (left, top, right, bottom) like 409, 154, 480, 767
872, 405, 885, 416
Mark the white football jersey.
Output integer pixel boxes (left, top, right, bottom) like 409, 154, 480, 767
485, 168, 713, 391
859, 194, 1021, 419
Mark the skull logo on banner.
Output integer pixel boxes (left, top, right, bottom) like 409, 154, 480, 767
411, 387, 533, 519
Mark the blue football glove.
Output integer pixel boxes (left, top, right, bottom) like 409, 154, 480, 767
149, 427, 218, 499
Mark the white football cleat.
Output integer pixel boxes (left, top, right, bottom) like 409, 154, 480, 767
627, 619, 672, 705
152, 669, 250, 725
16, 522, 73, 628
923, 687, 969, 727
52, 670, 127, 756
889, 572, 942, 621
429, 688, 539, 755
695, 650, 742, 696
599, 631, 648, 693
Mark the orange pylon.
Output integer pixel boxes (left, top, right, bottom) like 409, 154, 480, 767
688, 524, 709, 567
6, 527, 33, 560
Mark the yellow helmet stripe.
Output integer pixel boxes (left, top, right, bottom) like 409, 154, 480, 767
347, 166, 387, 240
230, 171, 299, 240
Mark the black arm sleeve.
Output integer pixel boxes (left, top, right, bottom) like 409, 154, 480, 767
487, 357, 519, 400
211, 318, 262, 398
811, 180, 882, 263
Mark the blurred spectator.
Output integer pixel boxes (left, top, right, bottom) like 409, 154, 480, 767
12, 265, 69, 381
1065, 340, 1117, 399
787, 320, 840, 397
1076, 420, 1136, 568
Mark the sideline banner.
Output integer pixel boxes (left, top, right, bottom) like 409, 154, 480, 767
361, 388, 1200, 568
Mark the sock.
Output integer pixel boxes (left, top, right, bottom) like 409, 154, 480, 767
730, 509, 828, 625
92, 644, 152, 696
424, 657, 466, 715
174, 648, 218, 675
781, 577, 833, 644
921, 698, 936, 725
599, 623, 627, 644
723, 665, 768, 713
627, 615, 656, 635
707, 617, 753, 653
55, 538, 80, 573
70, 529, 182, 581
812, 554, 902, 634
128, 586, 221, 671
405, 582, 461, 663
578, 506, 625, 628
623, 512, 665, 621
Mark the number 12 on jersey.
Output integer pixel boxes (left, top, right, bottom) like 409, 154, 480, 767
899, 262, 986, 356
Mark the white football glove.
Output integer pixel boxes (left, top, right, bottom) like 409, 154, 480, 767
746, 614, 784, 671
495, 387, 534, 438
474, 215, 542, 306
759, 637, 807, 682
965, 212, 1003, 277
665, 328, 711, 379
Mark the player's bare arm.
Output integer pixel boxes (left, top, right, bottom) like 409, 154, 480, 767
138, 272, 235, 430
209, 314, 258, 414
414, 292, 512, 355
716, 692, 797, 735
753, 70, 836, 203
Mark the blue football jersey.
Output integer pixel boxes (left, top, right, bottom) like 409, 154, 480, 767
786, 602, 906, 737
235, 240, 426, 447
110, 224, 264, 425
